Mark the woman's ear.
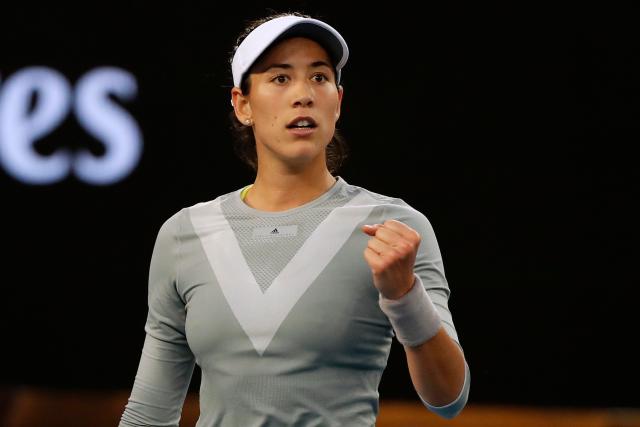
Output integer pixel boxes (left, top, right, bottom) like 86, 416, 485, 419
335, 85, 344, 121
231, 87, 252, 124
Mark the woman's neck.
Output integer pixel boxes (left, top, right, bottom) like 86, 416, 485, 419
244, 164, 337, 212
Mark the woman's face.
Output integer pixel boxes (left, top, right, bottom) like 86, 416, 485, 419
235, 37, 343, 170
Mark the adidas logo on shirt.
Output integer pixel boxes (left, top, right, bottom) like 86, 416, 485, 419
252, 225, 298, 238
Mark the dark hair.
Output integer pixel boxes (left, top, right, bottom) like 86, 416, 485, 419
227, 12, 349, 174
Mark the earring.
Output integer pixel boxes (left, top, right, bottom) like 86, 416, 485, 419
245, 119, 252, 126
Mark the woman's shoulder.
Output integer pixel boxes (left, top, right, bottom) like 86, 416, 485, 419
156, 187, 241, 233
345, 179, 435, 231
346, 179, 423, 212
183, 187, 239, 211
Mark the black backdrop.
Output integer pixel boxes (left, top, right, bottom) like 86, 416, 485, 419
2, 2, 638, 408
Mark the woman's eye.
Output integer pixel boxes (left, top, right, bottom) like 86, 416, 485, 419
312, 74, 328, 82
272, 75, 289, 84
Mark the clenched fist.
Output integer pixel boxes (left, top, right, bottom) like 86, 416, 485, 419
362, 219, 421, 300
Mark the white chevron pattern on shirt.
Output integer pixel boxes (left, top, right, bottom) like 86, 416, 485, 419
189, 190, 377, 356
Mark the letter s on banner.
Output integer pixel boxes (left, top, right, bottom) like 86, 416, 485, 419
74, 67, 142, 185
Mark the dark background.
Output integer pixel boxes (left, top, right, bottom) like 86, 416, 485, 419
1, 2, 638, 409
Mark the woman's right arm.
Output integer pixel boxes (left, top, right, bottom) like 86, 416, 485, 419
119, 213, 196, 427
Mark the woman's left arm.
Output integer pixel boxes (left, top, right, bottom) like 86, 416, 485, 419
362, 217, 470, 419
404, 320, 469, 412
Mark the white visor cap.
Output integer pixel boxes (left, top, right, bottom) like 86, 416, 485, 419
231, 15, 349, 88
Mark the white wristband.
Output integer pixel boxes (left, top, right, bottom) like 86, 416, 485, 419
378, 274, 442, 347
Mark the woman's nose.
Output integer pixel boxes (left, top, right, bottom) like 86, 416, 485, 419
292, 82, 314, 107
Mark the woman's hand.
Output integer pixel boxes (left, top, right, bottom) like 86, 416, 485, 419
362, 219, 421, 300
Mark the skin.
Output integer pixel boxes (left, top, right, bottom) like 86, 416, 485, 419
231, 36, 466, 411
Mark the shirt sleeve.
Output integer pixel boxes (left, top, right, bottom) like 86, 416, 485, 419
119, 212, 196, 427
387, 202, 460, 344
386, 201, 471, 417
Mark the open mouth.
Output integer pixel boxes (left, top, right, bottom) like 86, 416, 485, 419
286, 117, 318, 129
